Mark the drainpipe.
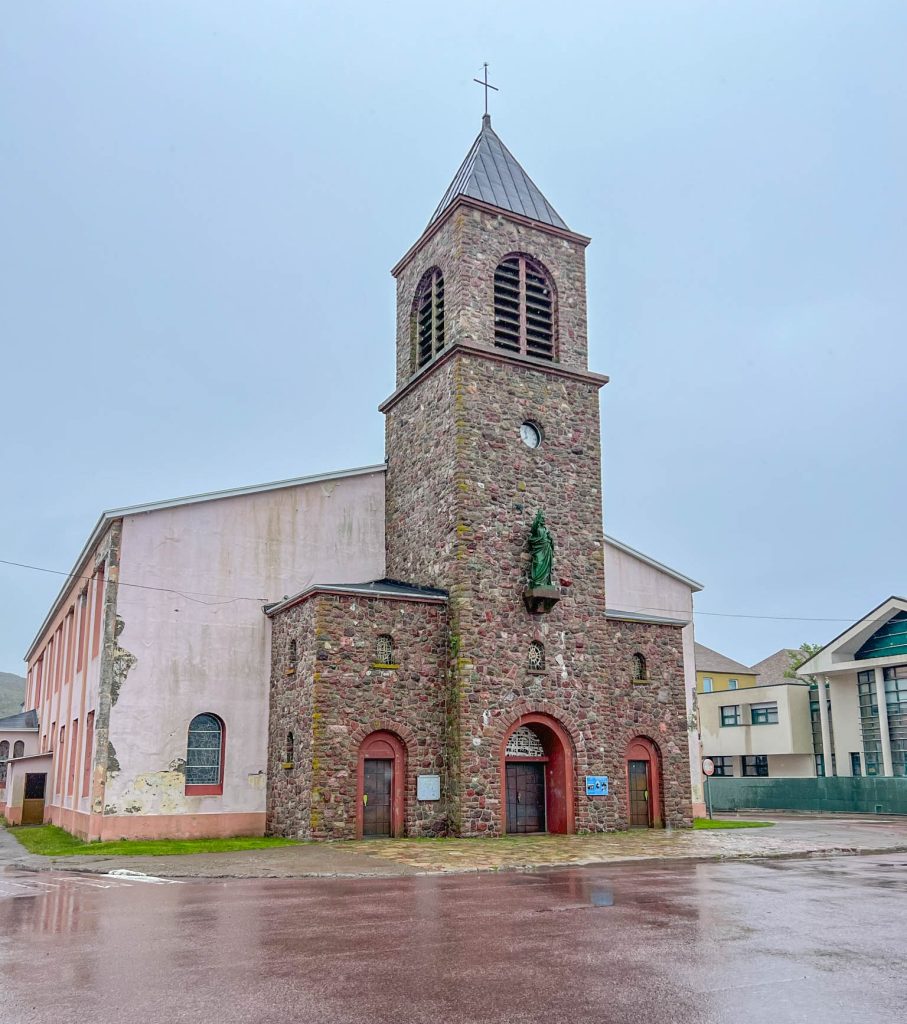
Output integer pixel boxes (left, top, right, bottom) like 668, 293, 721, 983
817, 676, 835, 776
873, 666, 894, 776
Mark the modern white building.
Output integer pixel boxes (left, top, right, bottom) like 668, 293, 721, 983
797, 596, 907, 778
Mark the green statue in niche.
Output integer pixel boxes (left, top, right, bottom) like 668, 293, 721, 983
528, 510, 555, 588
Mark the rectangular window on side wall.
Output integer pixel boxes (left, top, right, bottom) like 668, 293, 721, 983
710, 756, 734, 777
82, 711, 95, 798
742, 755, 769, 777
720, 705, 742, 727
815, 753, 825, 777
850, 752, 862, 777
702, 677, 713, 693
750, 701, 779, 725
728, 679, 738, 690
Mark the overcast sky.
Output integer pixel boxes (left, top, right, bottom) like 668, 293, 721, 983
2, 1, 905, 673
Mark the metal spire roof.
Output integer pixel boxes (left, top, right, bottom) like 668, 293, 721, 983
427, 115, 568, 231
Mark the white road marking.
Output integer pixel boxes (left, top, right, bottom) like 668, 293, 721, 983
103, 868, 182, 884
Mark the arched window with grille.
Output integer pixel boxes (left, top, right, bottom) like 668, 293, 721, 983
631, 653, 648, 682
376, 634, 395, 666
0, 740, 9, 760
13, 740, 24, 758
185, 713, 225, 794
413, 267, 445, 369
493, 254, 556, 360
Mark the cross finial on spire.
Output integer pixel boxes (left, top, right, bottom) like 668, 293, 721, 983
473, 62, 499, 121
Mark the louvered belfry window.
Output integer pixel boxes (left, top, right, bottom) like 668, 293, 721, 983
415, 267, 445, 369
494, 255, 555, 360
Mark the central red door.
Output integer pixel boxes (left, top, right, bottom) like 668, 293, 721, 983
506, 762, 546, 833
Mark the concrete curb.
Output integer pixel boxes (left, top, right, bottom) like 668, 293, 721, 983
8, 842, 907, 881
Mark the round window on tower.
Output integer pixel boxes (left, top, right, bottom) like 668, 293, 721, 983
520, 421, 542, 449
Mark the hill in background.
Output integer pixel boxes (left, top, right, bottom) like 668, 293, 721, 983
0, 672, 26, 717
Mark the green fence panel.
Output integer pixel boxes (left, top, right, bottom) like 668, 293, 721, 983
707, 776, 907, 815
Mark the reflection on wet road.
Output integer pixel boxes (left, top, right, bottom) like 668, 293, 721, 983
2, 855, 905, 1023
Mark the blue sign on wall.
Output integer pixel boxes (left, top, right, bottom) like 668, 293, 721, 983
585, 775, 609, 796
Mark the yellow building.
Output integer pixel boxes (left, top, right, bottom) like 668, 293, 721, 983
694, 642, 758, 694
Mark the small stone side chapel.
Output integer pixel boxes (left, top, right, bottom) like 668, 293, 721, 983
265, 115, 693, 839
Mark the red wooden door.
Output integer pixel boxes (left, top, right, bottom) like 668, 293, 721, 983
362, 759, 393, 837
627, 759, 652, 828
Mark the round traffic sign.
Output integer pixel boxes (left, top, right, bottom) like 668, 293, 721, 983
702, 758, 715, 776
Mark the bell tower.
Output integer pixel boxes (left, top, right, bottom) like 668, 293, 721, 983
381, 115, 689, 836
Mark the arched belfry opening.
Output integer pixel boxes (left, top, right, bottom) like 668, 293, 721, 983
501, 714, 575, 834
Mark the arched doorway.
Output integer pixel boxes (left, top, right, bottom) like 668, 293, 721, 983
357, 731, 406, 839
625, 736, 663, 829
501, 714, 575, 834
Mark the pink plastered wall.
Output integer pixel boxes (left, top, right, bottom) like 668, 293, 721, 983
23, 541, 109, 826
102, 470, 386, 833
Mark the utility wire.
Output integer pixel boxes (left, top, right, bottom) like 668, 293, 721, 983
0, 556, 857, 623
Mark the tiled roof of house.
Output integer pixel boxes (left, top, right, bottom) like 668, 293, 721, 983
750, 648, 801, 686
694, 642, 756, 677
0, 709, 38, 731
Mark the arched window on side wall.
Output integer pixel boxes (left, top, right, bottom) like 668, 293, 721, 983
414, 267, 445, 369
185, 713, 225, 795
493, 254, 556, 360
631, 653, 648, 682
13, 740, 24, 758
0, 740, 9, 760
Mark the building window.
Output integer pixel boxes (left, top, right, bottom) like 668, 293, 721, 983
0, 740, 8, 760
710, 756, 734, 777
631, 653, 647, 681
376, 634, 395, 665
884, 665, 907, 777
742, 755, 769, 777
528, 641, 545, 672
750, 701, 779, 725
414, 267, 445, 369
82, 710, 95, 797
850, 752, 862, 777
286, 639, 297, 675
728, 678, 738, 690
702, 677, 713, 693
815, 753, 825, 777
285, 731, 294, 766
185, 713, 224, 793
720, 705, 741, 727
493, 254, 556, 360
13, 740, 24, 758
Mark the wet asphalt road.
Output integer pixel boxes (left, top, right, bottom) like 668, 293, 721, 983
1, 855, 905, 1024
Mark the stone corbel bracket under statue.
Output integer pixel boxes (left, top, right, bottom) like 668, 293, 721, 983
523, 510, 561, 614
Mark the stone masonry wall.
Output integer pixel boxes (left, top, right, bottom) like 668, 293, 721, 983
267, 600, 317, 837
386, 348, 693, 833
393, 202, 589, 385
267, 593, 450, 839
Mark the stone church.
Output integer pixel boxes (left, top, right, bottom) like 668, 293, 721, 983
267, 114, 693, 838
4, 116, 695, 841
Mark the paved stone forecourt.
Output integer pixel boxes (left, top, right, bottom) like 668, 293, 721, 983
4, 816, 907, 880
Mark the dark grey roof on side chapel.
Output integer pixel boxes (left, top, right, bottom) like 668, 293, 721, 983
428, 115, 569, 231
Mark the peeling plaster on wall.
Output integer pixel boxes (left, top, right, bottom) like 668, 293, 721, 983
93, 520, 123, 814
109, 616, 138, 707
113, 769, 199, 816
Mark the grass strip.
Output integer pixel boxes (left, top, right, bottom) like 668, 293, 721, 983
7, 824, 299, 857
